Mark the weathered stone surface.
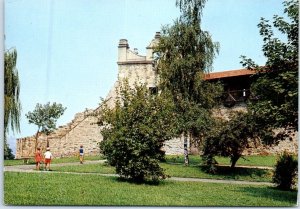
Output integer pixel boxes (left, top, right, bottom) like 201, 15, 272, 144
16, 110, 102, 158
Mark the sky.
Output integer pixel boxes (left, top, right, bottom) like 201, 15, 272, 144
4, 0, 285, 154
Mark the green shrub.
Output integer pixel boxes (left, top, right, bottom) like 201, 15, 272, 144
272, 151, 298, 190
201, 154, 218, 174
99, 81, 177, 183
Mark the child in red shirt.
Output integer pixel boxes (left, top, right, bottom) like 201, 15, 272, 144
35, 147, 42, 170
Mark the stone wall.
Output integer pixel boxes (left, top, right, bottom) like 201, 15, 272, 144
16, 32, 298, 159
211, 104, 298, 156
16, 110, 102, 158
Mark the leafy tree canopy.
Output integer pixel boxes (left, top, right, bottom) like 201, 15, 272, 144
154, 0, 222, 139
4, 48, 21, 135
26, 102, 66, 136
241, 0, 298, 142
202, 111, 260, 171
202, 0, 298, 170
4, 48, 21, 159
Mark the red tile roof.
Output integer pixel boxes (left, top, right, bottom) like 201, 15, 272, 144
204, 69, 255, 80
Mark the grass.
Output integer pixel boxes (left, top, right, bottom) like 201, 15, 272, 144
161, 163, 272, 182
5, 154, 276, 167
166, 154, 277, 167
4, 155, 103, 166
51, 158, 272, 182
4, 172, 297, 206
216, 155, 277, 167
53, 162, 273, 182
54, 162, 115, 174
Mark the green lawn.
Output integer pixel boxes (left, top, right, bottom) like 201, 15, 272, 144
4, 155, 103, 166
54, 162, 115, 174
53, 162, 273, 182
166, 154, 277, 167
4, 172, 297, 206
162, 163, 272, 182
5, 154, 276, 167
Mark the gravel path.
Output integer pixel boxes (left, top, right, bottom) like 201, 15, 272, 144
4, 160, 274, 186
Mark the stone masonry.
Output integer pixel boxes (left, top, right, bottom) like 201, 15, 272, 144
16, 32, 298, 159
16, 109, 102, 158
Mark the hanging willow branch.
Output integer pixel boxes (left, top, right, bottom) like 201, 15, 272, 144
4, 48, 21, 135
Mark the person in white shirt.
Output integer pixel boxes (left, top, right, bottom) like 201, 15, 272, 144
44, 147, 53, 171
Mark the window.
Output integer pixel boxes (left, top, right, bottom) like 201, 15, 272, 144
149, 87, 158, 95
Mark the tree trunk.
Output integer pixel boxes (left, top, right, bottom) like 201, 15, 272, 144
230, 155, 240, 169
34, 129, 40, 151
184, 132, 189, 166
46, 135, 49, 148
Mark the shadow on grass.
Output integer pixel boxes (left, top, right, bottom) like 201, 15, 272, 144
200, 165, 272, 182
237, 186, 298, 205
115, 176, 166, 186
165, 156, 200, 165
216, 166, 269, 177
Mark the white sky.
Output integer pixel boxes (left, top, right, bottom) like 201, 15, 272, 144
4, 0, 285, 153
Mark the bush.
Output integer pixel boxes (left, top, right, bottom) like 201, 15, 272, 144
99, 81, 177, 183
202, 111, 258, 169
4, 141, 15, 160
272, 151, 298, 190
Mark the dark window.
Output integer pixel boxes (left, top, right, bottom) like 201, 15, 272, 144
149, 87, 158, 95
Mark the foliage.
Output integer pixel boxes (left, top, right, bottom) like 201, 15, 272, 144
26, 102, 66, 148
272, 151, 298, 190
99, 81, 178, 183
202, 111, 260, 170
154, 0, 222, 148
26, 102, 66, 135
4, 48, 21, 135
240, 0, 298, 143
4, 142, 15, 160
4, 48, 21, 159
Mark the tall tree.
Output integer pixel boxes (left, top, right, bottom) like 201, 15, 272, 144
203, 0, 298, 170
26, 102, 66, 149
4, 48, 21, 159
154, 0, 222, 163
241, 0, 298, 143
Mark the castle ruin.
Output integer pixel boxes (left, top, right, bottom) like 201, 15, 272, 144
16, 32, 298, 159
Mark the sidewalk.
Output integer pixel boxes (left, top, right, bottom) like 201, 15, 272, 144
4, 160, 274, 186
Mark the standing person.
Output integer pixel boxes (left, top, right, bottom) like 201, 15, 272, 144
35, 147, 42, 170
44, 147, 53, 171
79, 145, 84, 164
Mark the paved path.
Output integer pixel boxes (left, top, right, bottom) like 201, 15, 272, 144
4, 160, 274, 186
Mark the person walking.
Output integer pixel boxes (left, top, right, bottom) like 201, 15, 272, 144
79, 145, 84, 164
34, 147, 42, 170
44, 147, 53, 171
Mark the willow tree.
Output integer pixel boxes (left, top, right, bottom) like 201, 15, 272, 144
4, 48, 21, 159
154, 0, 222, 163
